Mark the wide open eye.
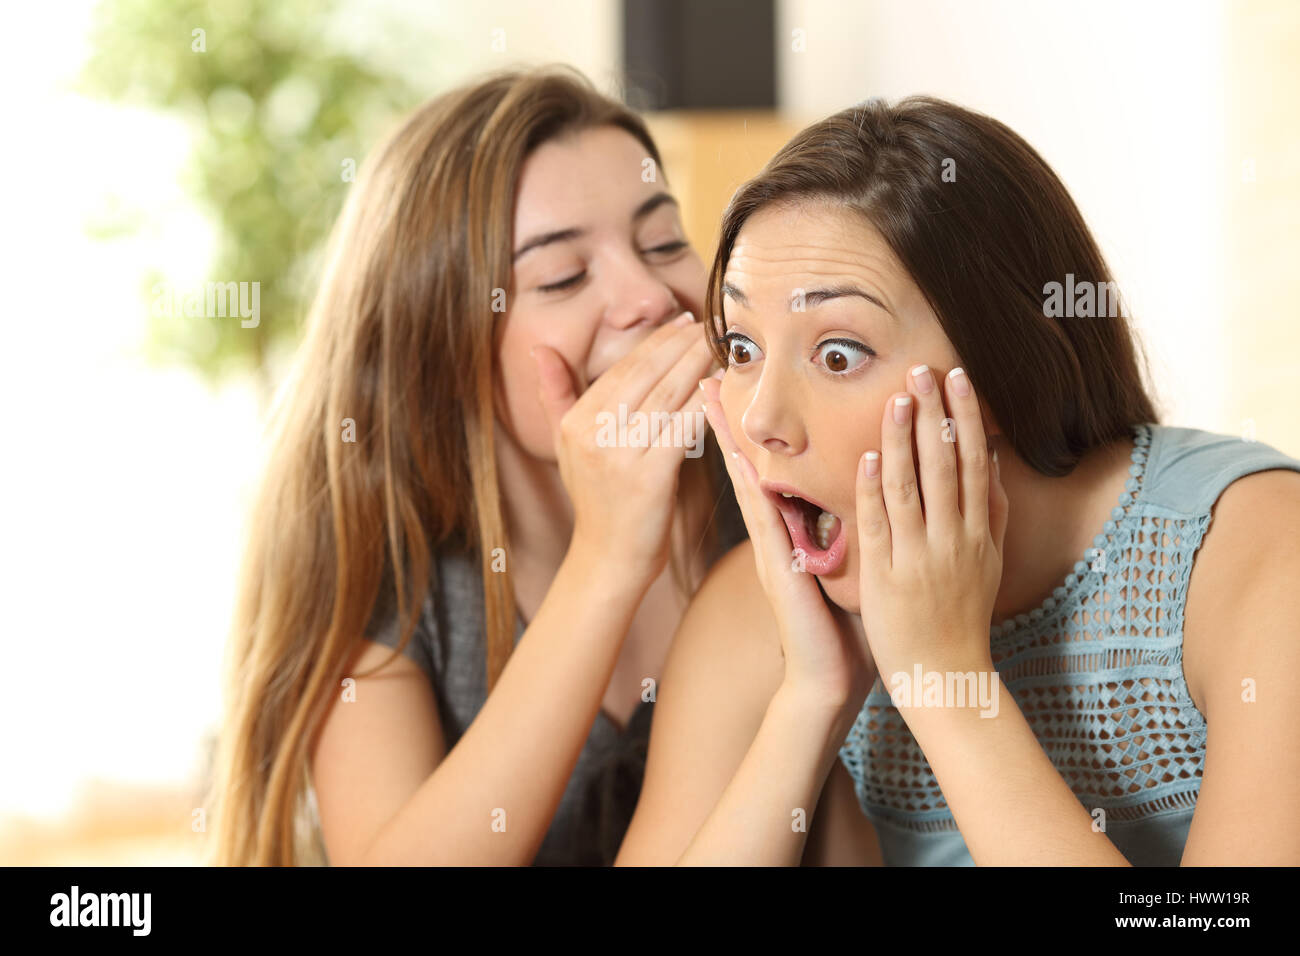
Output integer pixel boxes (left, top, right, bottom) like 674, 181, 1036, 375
719, 331, 763, 367
813, 338, 874, 374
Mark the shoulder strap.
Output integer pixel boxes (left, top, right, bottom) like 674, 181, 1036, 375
1141, 423, 1300, 516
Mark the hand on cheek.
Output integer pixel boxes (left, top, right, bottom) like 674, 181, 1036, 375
700, 375, 877, 712
853, 364, 1009, 684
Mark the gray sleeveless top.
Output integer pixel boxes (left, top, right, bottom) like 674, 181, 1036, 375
366, 472, 747, 866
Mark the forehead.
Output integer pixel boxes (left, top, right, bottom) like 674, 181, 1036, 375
725, 201, 911, 310
513, 125, 662, 232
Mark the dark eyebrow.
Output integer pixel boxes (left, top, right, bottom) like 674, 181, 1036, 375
721, 281, 892, 315
721, 281, 749, 307
800, 285, 891, 314
512, 192, 679, 263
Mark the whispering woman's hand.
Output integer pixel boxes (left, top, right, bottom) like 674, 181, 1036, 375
533, 311, 715, 585
699, 375, 877, 716
854, 365, 1009, 688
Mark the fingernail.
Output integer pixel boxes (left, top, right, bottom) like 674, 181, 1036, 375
948, 366, 971, 397
911, 364, 934, 394
698, 378, 710, 393
711, 367, 725, 380
863, 451, 880, 478
893, 394, 912, 425
674, 311, 695, 326
529, 345, 537, 359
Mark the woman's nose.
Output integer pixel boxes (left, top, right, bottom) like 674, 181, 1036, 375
739, 366, 805, 456
602, 256, 680, 330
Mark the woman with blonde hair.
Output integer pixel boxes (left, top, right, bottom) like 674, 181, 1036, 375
206, 66, 743, 865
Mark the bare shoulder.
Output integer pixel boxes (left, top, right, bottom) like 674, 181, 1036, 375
686, 538, 780, 647
669, 537, 791, 689
1192, 468, 1300, 590
1183, 468, 1300, 716
660, 535, 784, 725
1207, 466, 1300, 529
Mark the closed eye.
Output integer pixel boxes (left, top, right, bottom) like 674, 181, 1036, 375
538, 241, 685, 293
538, 271, 586, 293
642, 240, 689, 257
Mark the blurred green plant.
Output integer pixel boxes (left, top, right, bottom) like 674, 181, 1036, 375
80, 0, 421, 393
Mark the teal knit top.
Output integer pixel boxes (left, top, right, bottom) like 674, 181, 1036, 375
836, 421, 1300, 866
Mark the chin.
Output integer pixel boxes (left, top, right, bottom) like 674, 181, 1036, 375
815, 569, 860, 614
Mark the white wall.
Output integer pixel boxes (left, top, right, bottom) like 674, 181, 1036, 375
776, 0, 1230, 430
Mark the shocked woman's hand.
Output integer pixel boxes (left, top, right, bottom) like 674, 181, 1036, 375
533, 311, 715, 584
854, 365, 1009, 689
700, 376, 877, 717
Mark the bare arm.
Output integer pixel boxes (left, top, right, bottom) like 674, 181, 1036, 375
616, 540, 881, 866
311, 315, 716, 865
312, 544, 645, 865
1180, 470, 1300, 864
901, 471, 1300, 866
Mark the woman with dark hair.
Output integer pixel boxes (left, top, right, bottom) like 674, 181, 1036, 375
618, 96, 1300, 866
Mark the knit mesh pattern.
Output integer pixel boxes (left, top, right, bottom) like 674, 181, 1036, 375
837, 423, 1210, 832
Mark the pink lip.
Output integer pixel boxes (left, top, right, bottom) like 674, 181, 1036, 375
759, 479, 848, 575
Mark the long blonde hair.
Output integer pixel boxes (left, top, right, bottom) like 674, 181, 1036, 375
206, 66, 727, 866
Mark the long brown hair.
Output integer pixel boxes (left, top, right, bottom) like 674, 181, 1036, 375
707, 96, 1158, 475
207, 65, 727, 866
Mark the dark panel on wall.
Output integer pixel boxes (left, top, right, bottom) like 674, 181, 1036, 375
623, 0, 776, 110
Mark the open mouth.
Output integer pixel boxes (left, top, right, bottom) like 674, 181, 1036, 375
767, 486, 848, 575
